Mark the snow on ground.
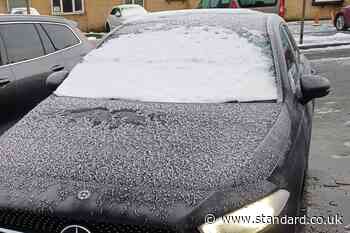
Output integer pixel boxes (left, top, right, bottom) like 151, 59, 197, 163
287, 20, 350, 46
297, 32, 350, 46
302, 44, 350, 52
57, 25, 277, 103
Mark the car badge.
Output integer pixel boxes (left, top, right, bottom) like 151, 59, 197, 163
60, 225, 91, 233
77, 190, 91, 200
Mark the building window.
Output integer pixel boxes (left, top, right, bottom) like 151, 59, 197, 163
7, 0, 28, 11
124, 0, 144, 7
52, 0, 84, 15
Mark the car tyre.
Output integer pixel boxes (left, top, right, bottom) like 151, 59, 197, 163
335, 15, 347, 31
106, 23, 111, 33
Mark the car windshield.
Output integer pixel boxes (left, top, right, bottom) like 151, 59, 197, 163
56, 12, 278, 103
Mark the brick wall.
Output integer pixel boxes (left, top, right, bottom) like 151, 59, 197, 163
0, 0, 8, 13
1, 0, 201, 31
145, 0, 197, 12
31, 0, 123, 32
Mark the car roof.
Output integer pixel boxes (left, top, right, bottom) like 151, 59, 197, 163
0, 15, 72, 25
122, 9, 270, 33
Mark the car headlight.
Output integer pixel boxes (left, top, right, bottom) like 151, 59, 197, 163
198, 189, 290, 233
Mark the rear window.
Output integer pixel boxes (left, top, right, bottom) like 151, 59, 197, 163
238, 0, 277, 7
56, 13, 277, 103
41, 24, 80, 50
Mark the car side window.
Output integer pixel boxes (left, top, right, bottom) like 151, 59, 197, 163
283, 25, 300, 61
36, 24, 56, 54
0, 48, 2, 66
116, 8, 122, 17
41, 24, 80, 51
111, 8, 117, 15
0, 35, 6, 66
0, 23, 45, 64
280, 26, 299, 94
0, 37, 3, 66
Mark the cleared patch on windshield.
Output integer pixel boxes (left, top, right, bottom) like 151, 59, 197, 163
56, 107, 167, 129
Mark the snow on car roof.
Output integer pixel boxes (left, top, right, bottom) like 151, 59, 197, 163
56, 11, 277, 103
117, 4, 145, 8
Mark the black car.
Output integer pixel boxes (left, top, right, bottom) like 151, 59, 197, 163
0, 10, 330, 233
0, 15, 93, 118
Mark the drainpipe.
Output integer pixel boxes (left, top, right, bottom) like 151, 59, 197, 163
26, 0, 30, 14
299, 0, 307, 44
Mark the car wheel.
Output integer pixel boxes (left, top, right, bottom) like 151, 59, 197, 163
335, 15, 347, 31
106, 23, 111, 33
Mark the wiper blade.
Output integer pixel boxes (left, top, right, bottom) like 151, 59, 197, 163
223, 100, 239, 103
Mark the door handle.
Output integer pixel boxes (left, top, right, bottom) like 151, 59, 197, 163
51, 65, 65, 72
0, 78, 10, 87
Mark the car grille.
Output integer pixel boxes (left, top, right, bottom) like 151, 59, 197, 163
0, 209, 178, 233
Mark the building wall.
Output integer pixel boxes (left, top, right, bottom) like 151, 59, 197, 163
285, 0, 350, 21
0, 0, 7, 13
0, 0, 200, 31
145, 0, 198, 12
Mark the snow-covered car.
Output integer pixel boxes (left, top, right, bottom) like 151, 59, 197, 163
10, 7, 40, 15
0, 9, 330, 233
105, 4, 148, 32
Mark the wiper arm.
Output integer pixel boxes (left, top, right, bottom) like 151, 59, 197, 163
223, 100, 239, 103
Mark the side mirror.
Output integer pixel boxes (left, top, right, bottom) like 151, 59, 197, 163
115, 12, 121, 17
46, 71, 69, 91
300, 75, 331, 104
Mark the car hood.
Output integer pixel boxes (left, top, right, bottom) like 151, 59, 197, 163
0, 96, 291, 228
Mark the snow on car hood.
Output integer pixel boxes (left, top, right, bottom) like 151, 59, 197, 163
55, 25, 277, 103
0, 96, 290, 224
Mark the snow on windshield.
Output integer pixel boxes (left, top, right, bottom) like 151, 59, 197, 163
56, 24, 277, 103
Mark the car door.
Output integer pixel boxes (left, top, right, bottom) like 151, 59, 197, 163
40, 22, 86, 71
280, 24, 310, 193
0, 23, 64, 82
281, 24, 314, 121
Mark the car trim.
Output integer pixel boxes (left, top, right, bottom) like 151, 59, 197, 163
267, 15, 284, 103
0, 21, 82, 68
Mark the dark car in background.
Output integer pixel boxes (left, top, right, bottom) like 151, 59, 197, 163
198, 0, 286, 17
0, 15, 93, 117
334, 5, 350, 31
0, 9, 330, 233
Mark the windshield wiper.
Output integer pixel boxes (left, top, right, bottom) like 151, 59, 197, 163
223, 100, 239, 103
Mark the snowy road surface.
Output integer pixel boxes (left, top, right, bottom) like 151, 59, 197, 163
300, 55, 350, 233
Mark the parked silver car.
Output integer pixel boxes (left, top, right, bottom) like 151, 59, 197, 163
105, 4, 148, 32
